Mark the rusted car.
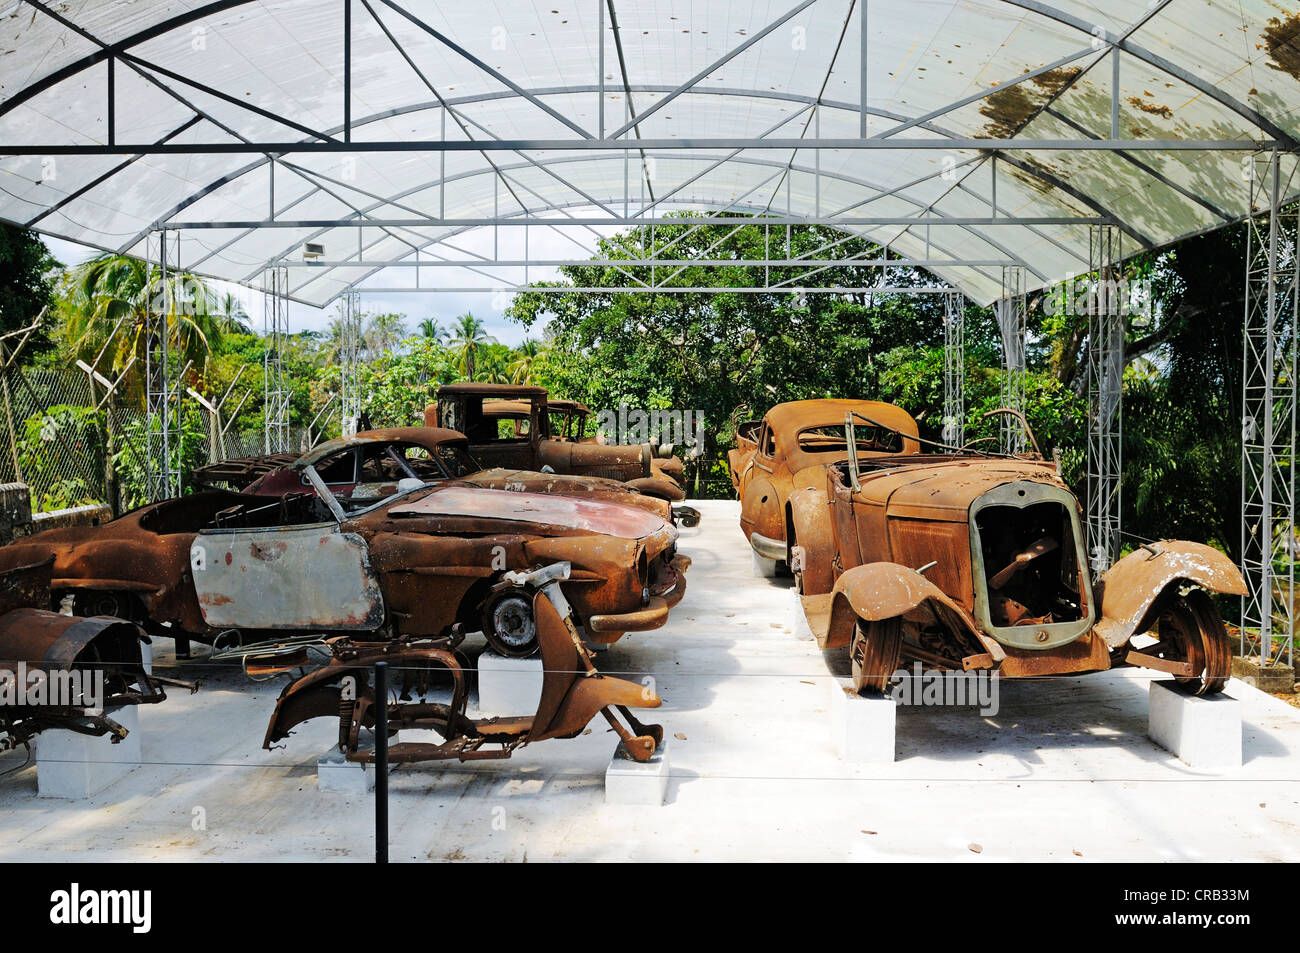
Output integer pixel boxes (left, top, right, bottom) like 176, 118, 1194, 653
727, 399, 920, 573
263, 563, 664, 763
0, 470, 690, 660
777, 405, 1244, 695
484, 397, 593, 442
427, 383, 688, 503
234, 426, 684, 524
0, 558, 187, 752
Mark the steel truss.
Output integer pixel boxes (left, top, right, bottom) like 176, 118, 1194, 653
1241, 151, 1300, 670
1086, 225, 1124, 574
262, 263, 291, 454
942, 291, 966, 447
995, 266, 1028, 454
339, 288, 364, 438
145, 229, 182, 502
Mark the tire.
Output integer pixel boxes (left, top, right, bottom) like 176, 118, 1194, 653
1153, 590, 1232, 696
850, 618, 903, 695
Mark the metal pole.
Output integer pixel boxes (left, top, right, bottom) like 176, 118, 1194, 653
374, 660, 388, 865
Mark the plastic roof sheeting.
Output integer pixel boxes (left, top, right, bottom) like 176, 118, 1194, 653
1, 0, 1299, 306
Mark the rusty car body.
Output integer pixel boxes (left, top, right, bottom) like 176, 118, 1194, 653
737, 402, 1245, 696
0, 558, 186, 752
0, 469, 690, 660
427, 383, 688, 503
727, 399, 921, 572
263, 562, 664, 763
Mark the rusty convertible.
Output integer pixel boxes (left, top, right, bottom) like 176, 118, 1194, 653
729, 399, 1244, 696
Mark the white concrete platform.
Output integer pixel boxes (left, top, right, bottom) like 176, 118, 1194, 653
2, 499, 1300, 861
605, 739, 670, 806
36, 705, 140, 799
829, 678, 897, 763
1148, 680, 1242, 769
751, 549, 779, 578
475, 649, 543, 717
317, 747, 374, 795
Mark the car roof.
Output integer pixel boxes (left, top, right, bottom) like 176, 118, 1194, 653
293, 427, 466, 469
765, 399, 918, 438
439, 382, 548, 397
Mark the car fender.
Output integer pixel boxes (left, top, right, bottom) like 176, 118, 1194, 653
1093, 541, 1247, 648
787, 483, 834, 595
624, 476, 686, 502
823, 562, 984, 651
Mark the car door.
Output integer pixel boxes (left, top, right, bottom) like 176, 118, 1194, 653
189, 523, 385, 631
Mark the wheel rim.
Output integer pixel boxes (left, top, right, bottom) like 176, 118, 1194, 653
485, 593, 538, 657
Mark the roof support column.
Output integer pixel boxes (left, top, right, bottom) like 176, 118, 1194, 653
262, 262, 291, 454
995, 265, 1027, 455
1240, 150, 1299, 670
145, 228, 181, 502
1086, 224, 1123, 574
340, 288, 363, 438
942, 290, 965, 447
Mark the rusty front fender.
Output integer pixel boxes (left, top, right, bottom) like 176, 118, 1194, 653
787, 484, 834, 595
1093, 541, 1247, 649
824, 562, 982, 650
624, 476, 686, 502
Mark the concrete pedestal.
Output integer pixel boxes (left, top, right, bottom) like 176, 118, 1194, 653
1148, 680, 1242, 769
789, 588, 814, 640
751, 550, 779, 578
476, 649, 543, 717
140, 637, 153, 676
605, 738, 670, 806
317, 747, 373, 794
36, 705, 140, 798
829, 678, 896, 763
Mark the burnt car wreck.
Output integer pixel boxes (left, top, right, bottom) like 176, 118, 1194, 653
0, 559, 190, 753
263, 563, 664, 764
729, 400, 1245, 696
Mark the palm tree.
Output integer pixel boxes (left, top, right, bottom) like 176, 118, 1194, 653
508, 339, 545, 385
448, 312, 496, 380
365, 312, 407, 355
417, 317, 447, 343
58, 253, 235, 400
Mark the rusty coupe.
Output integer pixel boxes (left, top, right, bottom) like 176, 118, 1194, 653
729, 400, 1245, 696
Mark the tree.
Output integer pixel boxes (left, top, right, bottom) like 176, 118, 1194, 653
0, 223, 59, 347
55, 253, 245, 401
365, 312, 407, 355
448, 312, 496, 380
417, 317, 447, 343
508, 339, 545, 384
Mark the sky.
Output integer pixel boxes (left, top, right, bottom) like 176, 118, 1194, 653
42, 224, 615, 348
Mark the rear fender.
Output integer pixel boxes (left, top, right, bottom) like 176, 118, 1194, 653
787, 484, 834, 595
624, 476, 686, 502
824, 562, 984, 651
1094, 541, 1246, 648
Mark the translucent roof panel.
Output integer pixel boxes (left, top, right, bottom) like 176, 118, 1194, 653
1, 0, 1298, 307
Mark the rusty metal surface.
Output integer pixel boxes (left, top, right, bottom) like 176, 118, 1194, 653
740, 398, 1240, 695
0, 470, 688, 649
263, 568, 662, 765
1093, 541, 1248, 649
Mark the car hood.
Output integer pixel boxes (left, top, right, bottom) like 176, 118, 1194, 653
387, 485, 669, 540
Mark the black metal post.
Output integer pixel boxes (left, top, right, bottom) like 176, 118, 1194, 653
374, 660, 388, 864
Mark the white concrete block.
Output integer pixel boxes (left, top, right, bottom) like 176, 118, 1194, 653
830, 677, 896, 763
476, 649, 543, 716
1148, 680, 1242, 769
751, 549, 779, 578
139, 637, 153, 676
36, 705, 140, 798
605, 738, 670, 806
790, 588, 813, 640
317, 747, 374, 794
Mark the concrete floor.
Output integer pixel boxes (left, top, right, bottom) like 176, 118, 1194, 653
2, 498, 1298, 862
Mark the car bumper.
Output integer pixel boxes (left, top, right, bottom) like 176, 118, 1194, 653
586, 555, 689, 635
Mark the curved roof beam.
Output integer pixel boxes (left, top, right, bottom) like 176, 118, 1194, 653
999, 0, 1298, 148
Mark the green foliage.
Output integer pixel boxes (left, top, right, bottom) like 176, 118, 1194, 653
111, 405, 208, 510
356, 338, 460, 427
18, 404, 102, 510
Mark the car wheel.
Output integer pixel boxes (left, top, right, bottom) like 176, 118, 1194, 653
1152, 590, 1231, 696
72, 589, 130, 619
481, 588, 539, 658
850, 618, 903, 695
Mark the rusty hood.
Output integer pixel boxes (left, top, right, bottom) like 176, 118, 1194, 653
457, 468, 672, 519
856, 459, 1069, 520
387, 485, 670, 540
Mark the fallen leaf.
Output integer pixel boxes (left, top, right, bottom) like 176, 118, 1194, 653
674, 732, 687, 741
968, 843, 983, 854
1072, 849, 1082, 857
861, 830, 877, 835
800, 680, 814, 685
